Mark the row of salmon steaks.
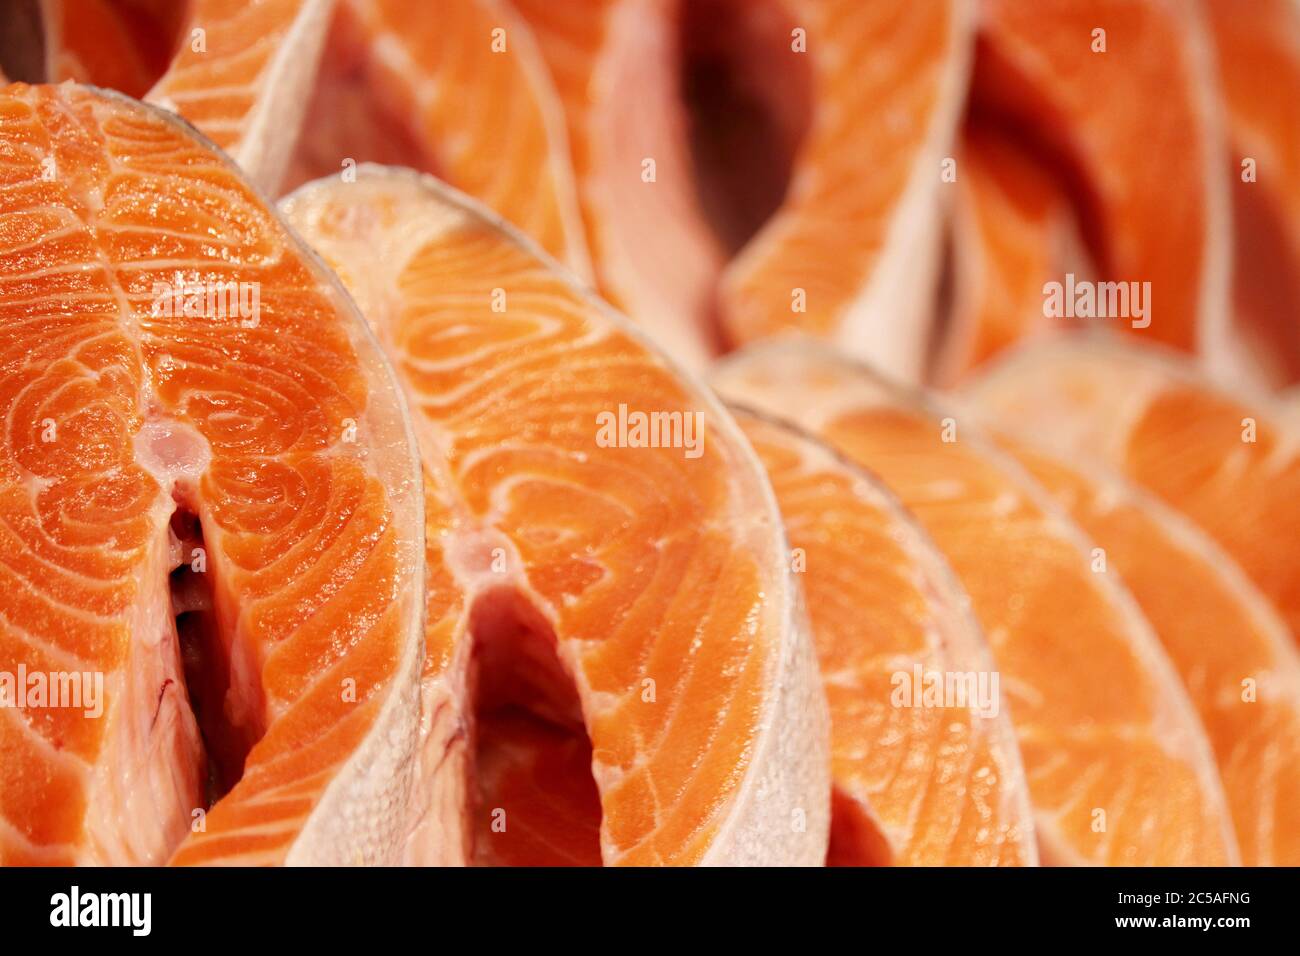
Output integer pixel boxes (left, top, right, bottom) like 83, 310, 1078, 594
0, 0, 1297, 866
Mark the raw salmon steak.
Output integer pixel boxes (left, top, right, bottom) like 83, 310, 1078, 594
716, 0, 974, 381
966, 336, 1300, 643
715, 340, 1237, 865
280, 166, 830, 865
972, 0, 1232, 371
287, 0, 592, 276
976, 432, 1300, 866
930, 122, 1089, 387
731, 408, 1037, 865
37, 0, 186, 99
1204, 0, 1300, 384
39, 0, 336, 194
0, 83, 425, 865
509, 0, 724, 368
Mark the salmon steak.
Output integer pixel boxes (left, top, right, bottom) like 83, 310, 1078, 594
930, 121, 1089, 387
731, 407, 1036, 865
509, 0, 725, 368
0, 82, 425, 865
286, 0, 592, 276
1204, 0, 1300, 385
280, 167, 830, 866
974, 431, 1300, 865
715, 340, 1238, 865
971, 0, 1232, 372
966, 336, 1300, 642
36, 0, 336, 194
2, 0, 1299, 874
716, 0, 974, 381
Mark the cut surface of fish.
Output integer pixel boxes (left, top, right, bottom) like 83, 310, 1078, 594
41, 0, 335, 194
978, 433, 1300, 866
732, 408, 1037, 865
280, 165, 829, 866
285, 0, 591, 277
714, 339, 1238, 865
1205, 0, 1300, 386
972, 0, 1232, 371
0, 83, 425, 866
716, 0, 974, 382
39, 0, 185, 99
930, 121, 1088, 387
964, 335, 1300, 645
509, 0, 723, 369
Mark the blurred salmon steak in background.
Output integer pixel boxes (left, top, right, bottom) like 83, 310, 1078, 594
0, 0, 1296, 871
